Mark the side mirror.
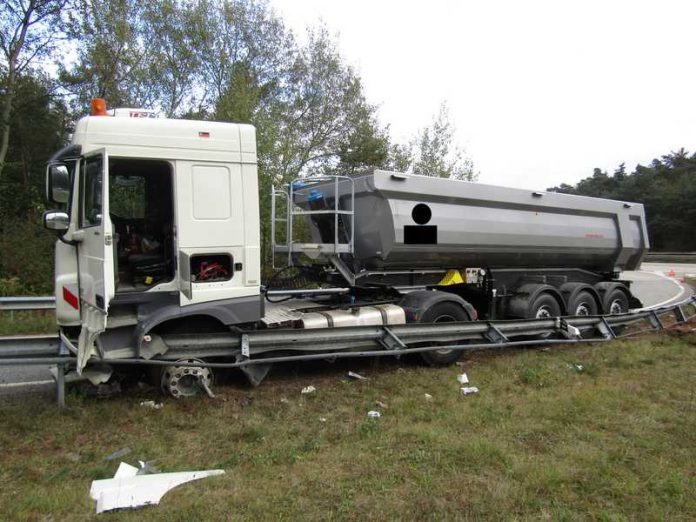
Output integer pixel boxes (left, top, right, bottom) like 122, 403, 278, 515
46, 164, 70, 204
43, 210, 70, 232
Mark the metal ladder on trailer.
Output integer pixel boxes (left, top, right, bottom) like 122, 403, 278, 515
271, 176, 355, 268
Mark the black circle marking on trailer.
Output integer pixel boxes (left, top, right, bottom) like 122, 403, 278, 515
412, 203, 432, 225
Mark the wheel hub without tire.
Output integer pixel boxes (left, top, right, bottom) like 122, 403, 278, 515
161, 358, 214, 398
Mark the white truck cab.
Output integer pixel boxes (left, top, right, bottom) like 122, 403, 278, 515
45, 100, 262, 367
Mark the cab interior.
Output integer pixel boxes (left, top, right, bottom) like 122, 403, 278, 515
109, 158, 175, 292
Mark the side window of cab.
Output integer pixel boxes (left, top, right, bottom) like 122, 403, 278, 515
80, 155, 103, 228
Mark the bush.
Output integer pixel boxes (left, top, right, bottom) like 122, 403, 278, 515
0, 218, 55, 295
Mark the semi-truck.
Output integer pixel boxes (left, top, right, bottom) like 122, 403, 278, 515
42, 99, 648, 395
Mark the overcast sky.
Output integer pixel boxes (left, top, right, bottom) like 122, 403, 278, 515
271, 0, 696, 190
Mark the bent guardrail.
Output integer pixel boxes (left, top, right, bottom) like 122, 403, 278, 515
1, 295, 694, 407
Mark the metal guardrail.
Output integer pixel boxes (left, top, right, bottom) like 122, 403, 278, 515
0, 296, 56, 311
644, 252, 696, 262
0, 295, 694, 407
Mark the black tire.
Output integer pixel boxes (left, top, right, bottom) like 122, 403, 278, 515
419, 301, 471, 366
527, 293, 562, 319
604, 288, 629, 315
568, 291, 598, 316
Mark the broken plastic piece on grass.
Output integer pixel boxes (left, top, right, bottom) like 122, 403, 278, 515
574, 364, 584, 372
280, 397, 289, 404
367, 410, 381, 418
457, 373, 469, 385
424, 393, 433, 400
137, 460, 160, 475
347, 371, 368, 381
319, 417, 327, 423
106, 447, 131, 461
113, 462, 139, 479
460, 386, 480, 396
90, 464, 225, 513
140, 400, 163, 409
301, 385, 316, 394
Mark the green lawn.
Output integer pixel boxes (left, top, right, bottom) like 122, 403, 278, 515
0, 330, 694, 520
0, 310, 57, 335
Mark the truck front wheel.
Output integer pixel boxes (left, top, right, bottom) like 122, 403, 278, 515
419, 301, 471, 366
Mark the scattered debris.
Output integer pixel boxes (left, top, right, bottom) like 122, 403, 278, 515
301, 385, 316, 395
574, 364, 584, 372
367, 410, 381, 418
137, 460, 160, 475
240, 395, 254, 408
106, 447, 131, 461
457, 373, 469, 385
460, 386, 480, 396
90, 462, 225, 514
375, 400, 388, 409
319, 417, 327, 423
139, 400, 163, 410
280, 397, 289, 404
347, 371, 368, 381
424, 393, 433, 400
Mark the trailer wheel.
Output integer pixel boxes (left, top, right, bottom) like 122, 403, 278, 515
604, 288, 629, 315
528, 292, 562, 319
419, 301, 470, 366
568, 291, 598, 316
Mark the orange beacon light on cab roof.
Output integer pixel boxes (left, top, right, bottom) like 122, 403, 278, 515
91, 98, 108, 116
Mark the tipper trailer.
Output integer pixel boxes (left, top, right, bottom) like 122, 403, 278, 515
42, 100, 649, 395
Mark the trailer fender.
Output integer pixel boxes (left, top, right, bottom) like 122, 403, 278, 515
507, 284, 566, 318
559, 283, 602, 315
398, 290, 477, 323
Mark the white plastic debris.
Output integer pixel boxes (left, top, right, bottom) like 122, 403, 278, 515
457, 373, 469, 385
139, 400, 163, 410
574, 364, 584, 372
367, 410, 381, 418
301, 385, 316, 395
319, 417, 327, 423
460, 386, 480, 396
424, 393, 433, 400
347, 371, 368, 381
90, 463, 225, 514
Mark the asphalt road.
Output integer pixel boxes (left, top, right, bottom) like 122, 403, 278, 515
2, 262, 694, 399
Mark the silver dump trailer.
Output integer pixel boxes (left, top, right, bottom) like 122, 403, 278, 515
273, 170, 648, 323
282, 170, 647, 273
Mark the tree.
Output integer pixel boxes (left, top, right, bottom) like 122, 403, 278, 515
0, 0, 66, 178
411, 103, 476, 181
59, 0, 152, 112
548, 150, 696, 251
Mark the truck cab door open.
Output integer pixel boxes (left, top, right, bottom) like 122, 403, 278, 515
75, 149, 115, 370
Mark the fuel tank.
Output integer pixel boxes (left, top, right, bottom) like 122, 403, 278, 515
304, 170, 648, 274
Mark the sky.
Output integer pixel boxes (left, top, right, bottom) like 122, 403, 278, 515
271, 0, 696, 190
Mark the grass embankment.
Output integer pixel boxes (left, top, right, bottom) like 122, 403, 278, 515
1, 327, 695, 520
0, 310, 57, 335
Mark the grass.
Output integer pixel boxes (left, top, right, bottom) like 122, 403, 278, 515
1, 326, 695, 520
0, 310, 57, 335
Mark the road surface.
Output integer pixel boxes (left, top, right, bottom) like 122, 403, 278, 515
1, 263, 694, 398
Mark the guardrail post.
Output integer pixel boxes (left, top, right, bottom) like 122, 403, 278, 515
56, 339, 68, 408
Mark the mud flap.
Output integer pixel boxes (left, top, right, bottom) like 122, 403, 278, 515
77, 303, 107, 373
